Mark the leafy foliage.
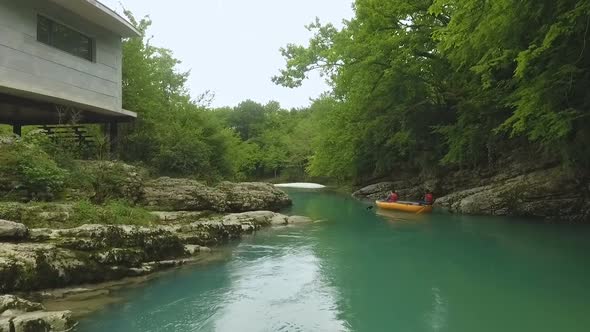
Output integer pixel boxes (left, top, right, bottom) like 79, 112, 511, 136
68, 161, 146, 204
210, 100, 318, 181
9, 3, 585, 191
118, 13, 240, 180
274, 0, 590, 182
0, 135, 67, 200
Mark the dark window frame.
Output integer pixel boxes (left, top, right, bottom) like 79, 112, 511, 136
36, 15, 95, 62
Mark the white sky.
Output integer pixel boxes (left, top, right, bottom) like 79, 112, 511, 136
100, 0, 354, 109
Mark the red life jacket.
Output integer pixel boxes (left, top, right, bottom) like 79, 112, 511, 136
425, 193, 434, 204
388, 192, 399, 202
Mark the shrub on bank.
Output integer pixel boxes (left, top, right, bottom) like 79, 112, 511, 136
71, 200, 156, 226
0, 133, 165, 229
0, 135, 67, 201
0, 133, 149, 206
70, 161, 146, 204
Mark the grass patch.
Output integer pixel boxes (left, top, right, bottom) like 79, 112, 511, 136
71, 200, 157, 226
0, 200, 157, 229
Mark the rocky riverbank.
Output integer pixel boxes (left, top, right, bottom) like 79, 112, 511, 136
0, 171, 316, 330
0, 210, 311, 293
353, 159, 590, 221
0, 211, 312, 329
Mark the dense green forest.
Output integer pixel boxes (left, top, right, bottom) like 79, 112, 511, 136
116, 0, 590, 184
4, 1, 588, 186
273, 0, 590, 183
115, 14, 319, 182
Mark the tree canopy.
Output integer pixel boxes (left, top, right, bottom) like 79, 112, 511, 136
118, 13, 241, 180
106, 2, 590, 185
273, 0, 590, 183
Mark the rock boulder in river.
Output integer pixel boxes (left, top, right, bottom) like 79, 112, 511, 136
220, 211, 313, 227
143, 178, 292, 212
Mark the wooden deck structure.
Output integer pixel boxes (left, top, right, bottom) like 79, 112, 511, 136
0, 92, 135, 151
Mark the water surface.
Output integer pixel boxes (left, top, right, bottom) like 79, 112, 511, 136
79, 189, 590, 332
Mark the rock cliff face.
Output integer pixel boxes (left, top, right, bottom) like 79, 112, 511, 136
143, 178, 292, 212
353, 162, 590, 221
434, 167, 589, 220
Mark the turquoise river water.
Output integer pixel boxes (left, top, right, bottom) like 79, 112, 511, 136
79, 189, 590, 332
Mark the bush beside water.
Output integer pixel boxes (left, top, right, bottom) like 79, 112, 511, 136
0, 133, 154, 228
0, 134, 66, 201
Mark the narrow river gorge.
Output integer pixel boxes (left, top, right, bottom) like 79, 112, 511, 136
78, 189, 590, 332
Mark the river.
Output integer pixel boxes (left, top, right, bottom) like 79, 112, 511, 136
78, 189, 590, 332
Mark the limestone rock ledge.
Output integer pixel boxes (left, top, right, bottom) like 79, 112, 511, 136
0, 219, 28, 241
0, 295, 75, 332
0, 211, 313, 294
143, 178, 292, 212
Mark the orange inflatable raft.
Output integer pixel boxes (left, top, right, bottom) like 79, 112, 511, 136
375, 201, 433, 214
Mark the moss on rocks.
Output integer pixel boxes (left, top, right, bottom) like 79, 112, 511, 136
0, 201, 156, 229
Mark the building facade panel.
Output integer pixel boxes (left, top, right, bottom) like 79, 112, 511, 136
0, 0, 123, 112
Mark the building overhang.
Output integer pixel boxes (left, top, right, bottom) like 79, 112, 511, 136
0, 87, 136, 125
48, 0, 141, 38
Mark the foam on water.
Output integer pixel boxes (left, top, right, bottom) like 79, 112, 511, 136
274, 183, 326, 189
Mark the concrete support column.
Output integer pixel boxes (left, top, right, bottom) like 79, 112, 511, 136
109, 122, 119, 156
12, 123, 22, 136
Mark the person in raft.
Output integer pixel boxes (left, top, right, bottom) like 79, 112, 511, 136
386, 191, 399, 202
419, 192, 434, 205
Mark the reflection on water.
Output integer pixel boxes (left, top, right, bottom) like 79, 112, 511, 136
375, 208, 431, 223
210, 244, 348, 332
426, 287, 447, 332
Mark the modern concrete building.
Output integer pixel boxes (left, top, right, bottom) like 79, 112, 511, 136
0, 0, 139, 137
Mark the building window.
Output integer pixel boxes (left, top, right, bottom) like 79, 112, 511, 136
37, 15, 94, 61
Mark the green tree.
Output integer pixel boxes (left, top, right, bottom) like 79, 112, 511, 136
275, 0, 453, 181
433, 0, 590, 164
119, 13, 240, 179
275, 0, 590, 183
